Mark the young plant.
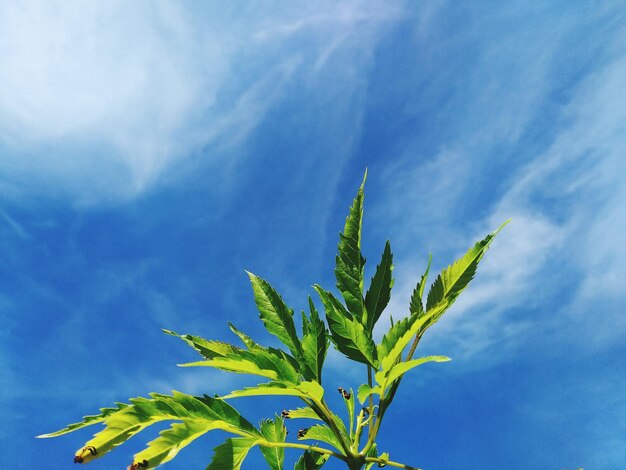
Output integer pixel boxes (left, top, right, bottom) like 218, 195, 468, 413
39, 173, 508, 469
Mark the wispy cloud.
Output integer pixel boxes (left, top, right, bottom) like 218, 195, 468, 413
371, 3, 626, 362
0, 0, 403, 205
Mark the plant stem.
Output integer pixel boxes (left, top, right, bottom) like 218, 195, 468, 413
362, 332, 425, 455
259, 440, 345, 461
304, 397, 352, 456
364, 456, 422, 470
366, 365, 375, 439
405, 331, 423, 362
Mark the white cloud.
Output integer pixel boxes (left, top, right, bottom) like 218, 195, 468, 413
373, 4, 626, 363
0, 0, 403, 205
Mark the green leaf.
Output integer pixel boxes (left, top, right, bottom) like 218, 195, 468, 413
426, 221, 509, 313
163, 329, 238, 359
314, 285, 377, 367
294, 449, 329, 470
364, 443, 379, 470
281, 407, 323, 421
335, 173, 367, 322
180, 346, 300, 384
376, 314, 418, 363
378, 310, 439, 374
228, 322, 260, 349
247, 272, 303, 359
129, 420, 213, 468
60, 392, 260, 465
375, 356, 451, 388
356, 383, 382, 405
223, 380, 325, 402
298, 425, 345, 454
259, 417, 286, 470
37, 403, 129, 438
206, 437, 259, 470
409, 253, 431, 317
364, 240, 394, 330
300, 297, 329, 381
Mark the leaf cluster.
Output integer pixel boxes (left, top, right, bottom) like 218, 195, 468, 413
39, 172, 508, 469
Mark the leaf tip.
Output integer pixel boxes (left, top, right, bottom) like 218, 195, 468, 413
496, 219, 512, 233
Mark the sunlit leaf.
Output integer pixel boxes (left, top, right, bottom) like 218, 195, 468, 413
300, 297, 329, 382
294, 449, 329, 470
409, 253, 431, 317
426, 221, 509, 314
37, 403, 129, 438
335, 173, 367, 322
298, 425, 345, 454
314, 285, 377, 367
259, 417, 286, 470
375, 356, 451, 388
247, 272, 304, 360
163, 329, 237, 360
206, 437, 259, 470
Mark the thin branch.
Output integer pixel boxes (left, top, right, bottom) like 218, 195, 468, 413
302, 396, 352, 457
259, 440, 345, 461
367, 365, 375, 439
364, 456, 422, 470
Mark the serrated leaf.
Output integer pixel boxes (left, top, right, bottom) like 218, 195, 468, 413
247, 272, 303, 359
298, 425, 345, 454
61, 392, 260, 465
296, 381, 325, 402
259, 417, 286, 470
301, 297, 329, 381
364, 240, 394, 330
356, 384, 382, 405
206, 437, 259, 470
163, 329, 237, 360
426, 221, 509, 314
364, 443, 379, 470
378, 309, 440, 374
223, 380, 324, 402
180, 346, 300, 384
129, 420, 212, 468
37, 403, 129, 438
314, 285, 377, 367
409, 253, 431, 317
282, 407, 323, 421
376, 315, 418, 362
335, 173, 367, 322
375, 356, 451, 388
294, 449, 329, 470
228, 323, 259, 349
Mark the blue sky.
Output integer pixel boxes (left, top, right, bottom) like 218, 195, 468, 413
1, 1, 625, 469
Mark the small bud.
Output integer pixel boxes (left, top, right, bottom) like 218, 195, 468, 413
74, 446, 98, 464
297, 428, 308, 439
337, 387, 351, 399
127, 459, 149, 470
337, 387, 351, 400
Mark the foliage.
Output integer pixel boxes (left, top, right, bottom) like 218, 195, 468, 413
39, 173, 508, 469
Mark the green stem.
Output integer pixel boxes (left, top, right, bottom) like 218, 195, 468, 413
303, 397, 352, 457
259, 439, 345, 461
362, 331, 425, 456
364, 456, 422, 470
366, 365, 375, 439
405, 331, 423, 361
